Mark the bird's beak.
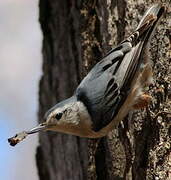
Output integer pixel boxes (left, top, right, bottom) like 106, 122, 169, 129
26, 123, 47, 134
8, 122, 48, 146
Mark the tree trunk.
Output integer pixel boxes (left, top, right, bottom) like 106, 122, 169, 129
36, 0, 171, 180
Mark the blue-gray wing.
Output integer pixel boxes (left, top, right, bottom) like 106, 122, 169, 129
76, 4, 164, 131
76, 42, 134, 131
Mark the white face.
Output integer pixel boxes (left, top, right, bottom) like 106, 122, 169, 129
46, 102, 80, 126
43, 100, 93, 137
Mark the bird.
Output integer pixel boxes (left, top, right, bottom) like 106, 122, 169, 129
8, 4, 165, 146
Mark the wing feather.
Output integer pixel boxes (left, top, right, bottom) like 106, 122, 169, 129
76, 4, 165, 131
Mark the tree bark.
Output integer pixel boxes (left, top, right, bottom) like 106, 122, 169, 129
36, 0, 171, 180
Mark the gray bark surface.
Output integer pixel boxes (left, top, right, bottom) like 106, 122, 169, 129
36, 0, 171, 180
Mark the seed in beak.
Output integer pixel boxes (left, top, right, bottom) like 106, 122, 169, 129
8, 123, 47, 146
8, 131, 28, 146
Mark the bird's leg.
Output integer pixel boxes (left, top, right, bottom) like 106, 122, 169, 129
8, 123, 47, 146
133, 93, 152, 109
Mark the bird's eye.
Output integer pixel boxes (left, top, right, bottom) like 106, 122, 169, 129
55, 112, 63, 120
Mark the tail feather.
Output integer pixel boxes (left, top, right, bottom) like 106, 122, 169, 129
126, 4, 165, 44
120, 4, 165, 90
137, 4, 165, 30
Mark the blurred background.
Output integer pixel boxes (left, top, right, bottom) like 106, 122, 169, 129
0, 0, 42, 180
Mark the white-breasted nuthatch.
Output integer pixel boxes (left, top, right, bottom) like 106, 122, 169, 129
8, 4, 165, 146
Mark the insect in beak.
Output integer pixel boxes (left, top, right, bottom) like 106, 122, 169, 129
8, 122, 47, 146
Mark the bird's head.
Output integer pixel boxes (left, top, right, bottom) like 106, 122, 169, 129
8, 96, 83, 146
43, 96, 80, 130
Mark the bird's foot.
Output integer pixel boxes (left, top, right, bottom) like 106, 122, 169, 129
133, 93, 152, 109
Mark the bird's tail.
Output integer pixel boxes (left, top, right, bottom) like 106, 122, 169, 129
127, 4, 165, 44
137, 4, 165, 30
120, 4, 165, 90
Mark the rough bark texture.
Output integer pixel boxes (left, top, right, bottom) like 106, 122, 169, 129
36, 0, 171, 180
